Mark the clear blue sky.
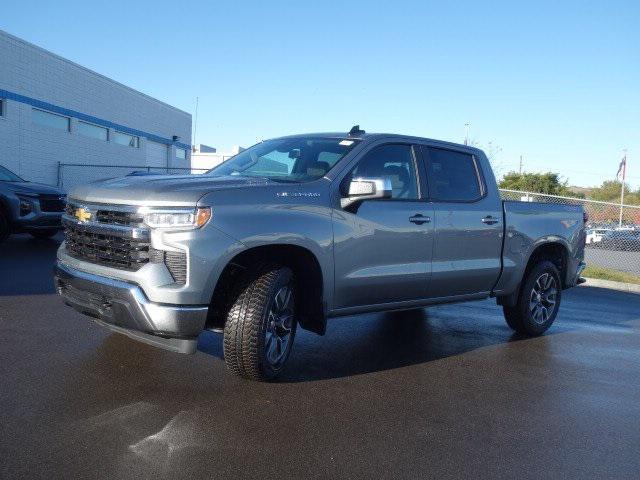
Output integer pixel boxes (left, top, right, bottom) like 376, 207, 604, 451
2, 0, 638, 188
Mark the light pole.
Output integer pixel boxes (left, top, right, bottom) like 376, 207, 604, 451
464, 123, 470, 146
619, 149, 627, 228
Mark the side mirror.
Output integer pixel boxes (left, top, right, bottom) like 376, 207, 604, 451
340, 177, 392, 209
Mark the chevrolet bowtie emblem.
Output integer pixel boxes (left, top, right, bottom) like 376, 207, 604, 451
75, 208, 92, 222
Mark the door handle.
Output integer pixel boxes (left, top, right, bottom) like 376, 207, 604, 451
409, 214, 431, 225
482, 215, 500, 225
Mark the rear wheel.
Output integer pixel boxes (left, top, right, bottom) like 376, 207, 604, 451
223, 264, 297, 381
503, 260, 561, 336
29, 229, 58, 240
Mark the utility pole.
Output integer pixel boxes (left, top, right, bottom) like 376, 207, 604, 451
464, 123, 470, 146
519, 155, 523, 174
619, 149, 627, 228
192, 97, 199, 152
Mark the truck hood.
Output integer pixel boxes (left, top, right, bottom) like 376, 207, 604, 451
69, 174, 273, 206
2, 181, 65, 196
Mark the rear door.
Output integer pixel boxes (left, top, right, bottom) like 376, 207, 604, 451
419, 146, 503, 298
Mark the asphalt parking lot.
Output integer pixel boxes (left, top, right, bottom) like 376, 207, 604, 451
2, 234, 640, 479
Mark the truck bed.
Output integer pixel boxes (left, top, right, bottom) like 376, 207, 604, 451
493, 200, 586, 296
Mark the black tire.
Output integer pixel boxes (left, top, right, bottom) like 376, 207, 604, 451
223, 264, 297, 381
0, 211, 9, 243
29, 229, 58, 240
503, 260, 561, 336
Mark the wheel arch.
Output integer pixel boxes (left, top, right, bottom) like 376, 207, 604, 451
206, 243, 327, 335
0, 197, 11, 216
497, 239, 570, 307
524, 241, 569, 287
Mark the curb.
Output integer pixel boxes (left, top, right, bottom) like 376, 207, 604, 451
580, 278, 640, 294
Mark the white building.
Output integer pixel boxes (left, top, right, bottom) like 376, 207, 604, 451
190, 144, 244, 173
0, 29, 192, 191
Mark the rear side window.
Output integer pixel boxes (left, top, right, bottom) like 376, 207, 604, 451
423, 147, 482, 202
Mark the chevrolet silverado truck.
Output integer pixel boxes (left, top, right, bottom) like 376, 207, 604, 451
0, 164, 66, 242
54, 128, 586, 381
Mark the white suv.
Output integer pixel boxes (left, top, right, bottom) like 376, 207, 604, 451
586, 228, 612, 244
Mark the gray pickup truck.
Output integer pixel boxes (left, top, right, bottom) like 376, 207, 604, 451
0, 165, 66, 242
54, 128, 586, 381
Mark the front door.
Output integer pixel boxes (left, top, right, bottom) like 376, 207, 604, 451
332, 144, 434, 310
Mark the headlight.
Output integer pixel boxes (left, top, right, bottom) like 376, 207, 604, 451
16, 195, 38, 216
141, 207, 211, 230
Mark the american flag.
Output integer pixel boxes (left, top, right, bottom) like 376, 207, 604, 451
616, 155, 627, 182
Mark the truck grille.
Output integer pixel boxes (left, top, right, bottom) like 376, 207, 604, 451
63, 203, 187, 283
95, 210, 145, 226
39, 195, 66, 212
64, 226, 150, 271
64, 204, 143, 226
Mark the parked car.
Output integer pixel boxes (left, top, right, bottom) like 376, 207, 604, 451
586, 228, 612, 245
54, 128, 586, 381
593, 230, 640, 251
0, 165, 66, 242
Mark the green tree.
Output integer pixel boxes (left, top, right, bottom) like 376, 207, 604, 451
499, 172, 571, 196
589, 180, 639, 205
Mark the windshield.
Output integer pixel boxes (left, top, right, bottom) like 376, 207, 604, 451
0, 165, 24, 182
207, 137, 360, 182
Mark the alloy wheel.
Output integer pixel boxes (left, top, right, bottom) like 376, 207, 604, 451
264, 284, 294, 367
529, 273, 557, 324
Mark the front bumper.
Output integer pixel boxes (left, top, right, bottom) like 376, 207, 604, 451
54, 262, 208, 354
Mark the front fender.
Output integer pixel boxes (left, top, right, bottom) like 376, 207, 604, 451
199, 183, 335, 309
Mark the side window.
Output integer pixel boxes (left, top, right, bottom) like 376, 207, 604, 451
424, 147, 482, 202
349, 144, 419, 200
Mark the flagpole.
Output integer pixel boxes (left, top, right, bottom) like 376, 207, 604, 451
619, 150, 627, 228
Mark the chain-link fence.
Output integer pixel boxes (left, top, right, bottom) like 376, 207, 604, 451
57, 163, 209, 191
500, 189, 640, 276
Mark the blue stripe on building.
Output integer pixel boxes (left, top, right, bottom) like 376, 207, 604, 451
0, 88, 191, 151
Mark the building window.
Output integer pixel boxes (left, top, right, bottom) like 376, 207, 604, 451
77, 121, 108, 141
32, 108, 70, 131
112, 131, 139, 148
176, 148, 187, 160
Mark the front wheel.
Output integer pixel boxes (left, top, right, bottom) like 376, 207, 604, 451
503, 260, 561, 336
223, 264, 297, 381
